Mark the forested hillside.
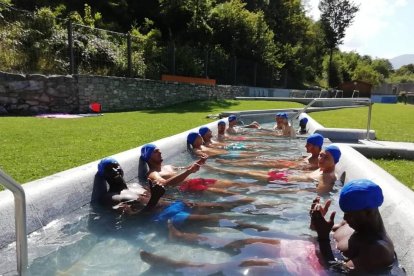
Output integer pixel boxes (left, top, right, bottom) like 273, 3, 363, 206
1, 0, 413, 88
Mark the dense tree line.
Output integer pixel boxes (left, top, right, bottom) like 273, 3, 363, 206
1, 0, 413, 88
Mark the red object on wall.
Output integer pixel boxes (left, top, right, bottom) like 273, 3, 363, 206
89, 102, 102, 113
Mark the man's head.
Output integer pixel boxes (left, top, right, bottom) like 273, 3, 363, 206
199, 126, 212, 142
318, 145, 341, 171
339, 179, 384, 231
279, 112, 288, 125
141, 144, 162, 166
299, 117, 308, 132
306, 133, 324, 154
187, 132, 203, 148
228, 115, 237, 127
98, 158, 127, 191
217, 120, 226, 134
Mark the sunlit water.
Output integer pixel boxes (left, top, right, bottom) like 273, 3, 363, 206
0, 122, 345, 275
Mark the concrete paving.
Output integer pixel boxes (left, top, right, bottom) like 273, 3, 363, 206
341, 140, 414, 160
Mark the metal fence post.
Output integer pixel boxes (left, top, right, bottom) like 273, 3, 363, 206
127, 33, 132, 78
67, 20, 75, 75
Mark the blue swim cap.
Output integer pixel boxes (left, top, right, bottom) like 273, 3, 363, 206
275, 113, 281, 117
300, 117, 308, 124
325, 145, 341, 164
218, 120, 226, 126
199, 126, 210, 137
97, 157, 119, 176
228, 115, 237, 122
339, 179, 384, 212
306, 133, 324, 147
279, 112, 288, 119
187, 132, 201, 145
140, 144, 156, 162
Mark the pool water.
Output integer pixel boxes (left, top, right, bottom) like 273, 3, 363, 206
0, 123, 344, 275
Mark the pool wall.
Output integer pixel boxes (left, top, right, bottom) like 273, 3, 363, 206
0, 111, 413, 274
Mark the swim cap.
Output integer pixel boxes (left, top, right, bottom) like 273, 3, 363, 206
199, 126, 210, 137
218, 120, 226, 126
275, 113, 281, 117
300, 117, 308, 124
325, 145, 341, 164
187, 132, 201, 145
140, 144, 156, 162
306, 133, 324, 147
339, 179, 384, 212
228, 115, 237, 122
279, 112, 288, 119
97, 157, 119, 176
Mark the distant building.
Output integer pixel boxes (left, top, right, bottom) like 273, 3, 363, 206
338, 80, 372, 97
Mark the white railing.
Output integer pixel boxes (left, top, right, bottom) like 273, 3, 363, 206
292, 97, 373, 140
334, 89, 343, 98
0, 169, 28, 276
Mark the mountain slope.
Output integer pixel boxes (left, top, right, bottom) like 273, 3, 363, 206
390, 54, 414, 69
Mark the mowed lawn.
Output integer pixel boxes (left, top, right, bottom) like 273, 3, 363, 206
0, 100, 302, 184
0, 100, 413, 190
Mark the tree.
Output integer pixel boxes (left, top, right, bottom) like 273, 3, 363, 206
352, 63, 381, 86
371, 58, 393, 79
319, 0, 359, 87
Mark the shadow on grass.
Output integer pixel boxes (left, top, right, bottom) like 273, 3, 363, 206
143, 100, 240, 114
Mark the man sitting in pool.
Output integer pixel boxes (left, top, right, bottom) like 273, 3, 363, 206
226, 114, 243, 135
99, 157, 268, 231
216, 120, 264, 143
199, 126, 268, 151
187, 132, 259, 159
98, 157, 165, 213
298, 117, 308, 135
310, 179, 404, 274
139, 143, 253, 196
205, 145, 341, 195
279, 112, 296, 138
214, 133, 325, 171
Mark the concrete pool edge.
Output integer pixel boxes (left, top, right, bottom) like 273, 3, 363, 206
0, 111, 413, 274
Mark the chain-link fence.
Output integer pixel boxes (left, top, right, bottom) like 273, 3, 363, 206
0, 3, 281, 87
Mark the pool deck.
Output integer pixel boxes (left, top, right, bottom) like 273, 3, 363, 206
344, 140, 414, 160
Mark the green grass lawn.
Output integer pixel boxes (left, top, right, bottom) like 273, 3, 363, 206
0, 100, 302, 184
310, 103, 414, 142
0, 100, 413, 190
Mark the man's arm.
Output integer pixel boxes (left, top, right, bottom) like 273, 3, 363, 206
310, 199, 336, 267
148, 163, 200, 187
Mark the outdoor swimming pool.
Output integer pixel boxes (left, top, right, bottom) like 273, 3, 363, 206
0, 112, 412, 275
0, 120, 346, 275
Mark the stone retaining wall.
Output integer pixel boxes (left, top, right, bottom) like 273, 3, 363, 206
0, 72, 248, 114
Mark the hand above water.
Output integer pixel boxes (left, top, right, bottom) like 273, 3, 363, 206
310, 197, 336, 240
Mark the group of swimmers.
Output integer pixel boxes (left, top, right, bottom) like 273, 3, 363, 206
96, 113, 404, 275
